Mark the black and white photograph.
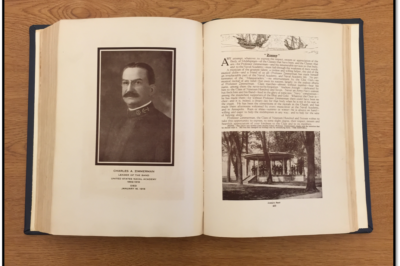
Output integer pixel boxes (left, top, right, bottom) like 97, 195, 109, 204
96, 48, 175, 165
222, 131, 322, 200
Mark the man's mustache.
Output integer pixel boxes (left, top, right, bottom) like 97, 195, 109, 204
123, 91, 139, 98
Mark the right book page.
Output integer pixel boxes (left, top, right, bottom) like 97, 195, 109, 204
203, 18, 358, 237
349, 23, 369, 230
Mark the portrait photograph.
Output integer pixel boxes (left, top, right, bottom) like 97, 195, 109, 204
96, 48, 175, 166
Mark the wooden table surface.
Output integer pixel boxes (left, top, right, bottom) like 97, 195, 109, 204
5, 0, 393, 265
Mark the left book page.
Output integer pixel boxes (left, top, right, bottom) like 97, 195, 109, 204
32, 17, 204, 236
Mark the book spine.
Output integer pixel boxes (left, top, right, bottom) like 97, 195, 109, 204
24, 25, 50, 235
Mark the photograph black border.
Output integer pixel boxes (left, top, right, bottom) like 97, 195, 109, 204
95, 47, 176, 166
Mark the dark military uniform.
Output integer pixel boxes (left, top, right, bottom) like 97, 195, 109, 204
251, 165, 257, 175
101, 102, 171, 163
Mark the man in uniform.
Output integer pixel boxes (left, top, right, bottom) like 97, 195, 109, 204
260, 164, 265, 176
251, 165, 257, 176
101, 62, 171, 163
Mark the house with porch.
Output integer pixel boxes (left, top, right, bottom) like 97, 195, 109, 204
222, 152, 308, 183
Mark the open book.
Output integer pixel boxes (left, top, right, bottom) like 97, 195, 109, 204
25, 17, 372, 237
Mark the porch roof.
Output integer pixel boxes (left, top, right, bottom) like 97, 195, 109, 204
243, 152, 294, 160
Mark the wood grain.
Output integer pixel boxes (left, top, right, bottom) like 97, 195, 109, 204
5, 0, 393, 265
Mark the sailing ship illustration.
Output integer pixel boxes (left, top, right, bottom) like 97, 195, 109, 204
234, 34, 270, 49
284, 36, 308, 50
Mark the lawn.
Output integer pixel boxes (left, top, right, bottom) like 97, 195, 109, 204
222, 177, 322, 187
223, 183, 321, 200
267, 181, 322, 187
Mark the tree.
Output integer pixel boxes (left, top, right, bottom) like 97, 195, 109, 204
303, 131, 318, 192
253, 131, 273, 184
314, 131, 321, 177
297, 157, 304, 175
230, 132, 244, 185
270, 131, 306, 158
244, 132, 249, 154
230, 140, 239, 179
222, 132, 249, 184
222, 133, 232, 182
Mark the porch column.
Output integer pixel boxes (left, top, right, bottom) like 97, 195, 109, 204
269, 160, 272, 175
288, 159, 292, 174
273, 160, 276, 175
246, 159, 249, 176
282, 159, 286, 175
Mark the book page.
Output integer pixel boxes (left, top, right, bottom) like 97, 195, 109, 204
49, 17, 203, 236
30, 29, 42, 230
349, 24, 368, 229
203, 19, 354, 237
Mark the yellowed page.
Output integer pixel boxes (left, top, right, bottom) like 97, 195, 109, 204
30, 29, 42, 230
349, 24, 368, 229
204, 19, 352, 237
49, 17, 203, 236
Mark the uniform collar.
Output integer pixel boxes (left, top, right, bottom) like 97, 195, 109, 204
127, 101, 154, 118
